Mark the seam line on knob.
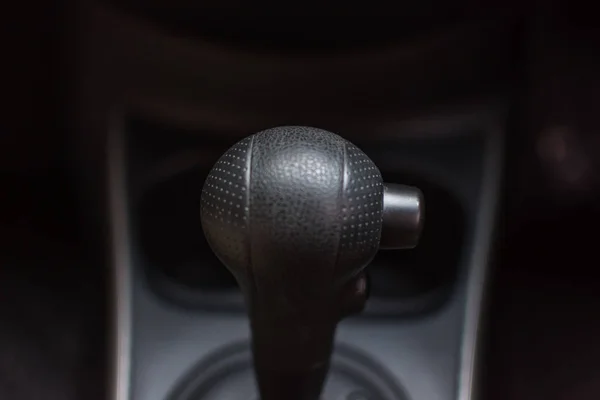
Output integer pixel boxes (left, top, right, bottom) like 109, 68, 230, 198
332, 141, 347, 284
246, 134, 258, 296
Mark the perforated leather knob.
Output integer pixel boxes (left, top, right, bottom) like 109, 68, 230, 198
201, 126, 384, 301
200, 126, 423, 400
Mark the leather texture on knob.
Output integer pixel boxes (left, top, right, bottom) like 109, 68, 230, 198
201, 126, 384, 309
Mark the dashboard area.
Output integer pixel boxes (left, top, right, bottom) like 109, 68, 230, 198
105, 0, 524, 53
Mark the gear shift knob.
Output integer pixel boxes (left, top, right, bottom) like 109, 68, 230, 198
201, 126, 423, 399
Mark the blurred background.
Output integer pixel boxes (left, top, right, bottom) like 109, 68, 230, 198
1, 1, 599, 399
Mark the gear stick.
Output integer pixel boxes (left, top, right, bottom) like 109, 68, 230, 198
201, 126, 423, 400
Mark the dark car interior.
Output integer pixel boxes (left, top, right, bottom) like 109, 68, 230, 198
2, 1, 600, 400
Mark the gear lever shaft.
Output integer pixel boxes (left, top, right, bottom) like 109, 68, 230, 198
201, 126, 423, 400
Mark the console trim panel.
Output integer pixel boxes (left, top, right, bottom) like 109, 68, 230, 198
107, 110, 134, 400
106, 107, 504, 400
457, 125, 503, 400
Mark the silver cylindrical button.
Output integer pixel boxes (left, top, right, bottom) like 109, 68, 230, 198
380, 183, 424, 250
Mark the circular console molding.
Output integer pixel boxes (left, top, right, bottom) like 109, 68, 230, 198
167, 341, 409, 400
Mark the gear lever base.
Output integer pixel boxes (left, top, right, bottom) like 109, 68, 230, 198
168, 342, 408, 400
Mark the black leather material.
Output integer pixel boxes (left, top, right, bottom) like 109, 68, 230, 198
201, 126, 384, 306
201, 126, 384, 400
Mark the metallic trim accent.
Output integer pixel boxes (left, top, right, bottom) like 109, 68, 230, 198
457, 124, 504, 400
107, 110, 133, 400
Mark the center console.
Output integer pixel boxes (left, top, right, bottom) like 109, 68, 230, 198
70, 2, 509, 399
104, 110, 503, 400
